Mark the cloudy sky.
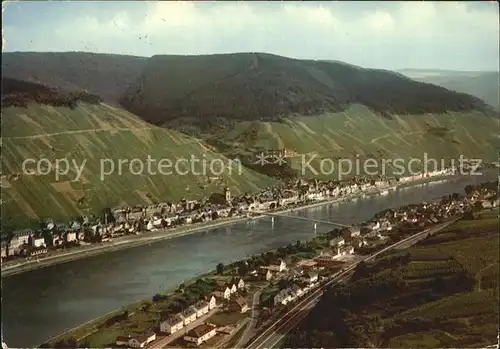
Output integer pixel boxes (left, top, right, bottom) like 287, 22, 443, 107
2, 1, 498, 71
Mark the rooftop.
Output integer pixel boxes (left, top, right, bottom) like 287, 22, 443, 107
186, 323, 216, 338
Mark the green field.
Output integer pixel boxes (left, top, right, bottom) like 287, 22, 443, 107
1, 102, 277, 228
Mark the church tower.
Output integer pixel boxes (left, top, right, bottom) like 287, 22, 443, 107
224, 187, 232, 205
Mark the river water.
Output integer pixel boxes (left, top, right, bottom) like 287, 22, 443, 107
2, 173, 496, 347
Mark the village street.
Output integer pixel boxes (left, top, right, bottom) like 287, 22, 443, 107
235, 284, 267, 348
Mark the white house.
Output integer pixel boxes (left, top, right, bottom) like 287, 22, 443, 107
152, 218, 163, 228
213, 285, 231, 300
340, 245, 354, 255
268, 259, 287, 272
128, 330, 156, 348
184, 324, 217, 346
1, 242, 7, 260
233, 278, 245, 289
227, 283, 237, 294
182, 307, 197, 325
302, 271, 318, 284
329, 237, 345, 248
378, 219, 393, 231
194, 300, 210, 317
274, 288, 293, 306
290, 284, 304, 298
230, 296, 249, 313
52, 234, 62, 247
208, 295, 217, 310
160, 314, 184, 334
9, 230, 32, 251
33, 237, 46, 248
65, 231, 77, 243
258, 268, 273, 281
342, 226, 361, 239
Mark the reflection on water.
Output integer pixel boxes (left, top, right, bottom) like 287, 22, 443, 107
2, 172, 496, 347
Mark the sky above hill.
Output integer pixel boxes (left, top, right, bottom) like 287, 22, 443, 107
2, 1, 498, 71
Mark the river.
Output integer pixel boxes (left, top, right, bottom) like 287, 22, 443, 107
2, 173, 496, 347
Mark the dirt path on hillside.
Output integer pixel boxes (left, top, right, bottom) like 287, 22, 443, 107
2, 127, 157, 140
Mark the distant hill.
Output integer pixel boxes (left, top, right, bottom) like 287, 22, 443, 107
120, 53, 493, 131
2, 52, 147, 104
2, 78, 102, 109
399, 69, 499, 109
1, 78, 276, 228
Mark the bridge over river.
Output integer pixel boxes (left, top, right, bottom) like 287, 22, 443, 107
248, 209, 351, 228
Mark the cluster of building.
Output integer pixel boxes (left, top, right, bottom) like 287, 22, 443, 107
114, 277, 249, 348
1, 169, 457, 263
248, 257, 321, 308
115, 330, 157, 348
272, 269, 320, 307
262, 180, 499, 310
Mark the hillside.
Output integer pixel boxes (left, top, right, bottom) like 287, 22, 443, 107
2, 52, 498, 181
218, 105, 499, 178
2, 52, 147, 104
284, 210, 499, 348
120, 53, 493, 131
399, 69, 499, 110
0, 79, 277, 229
117, 53, 497, 178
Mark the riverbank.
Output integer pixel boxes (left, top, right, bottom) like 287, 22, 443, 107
1, 197, 345, 277
44, 261, 219, 346
0, 174, 459, 277
1, 216, 245, 277
42, 175, 488, 348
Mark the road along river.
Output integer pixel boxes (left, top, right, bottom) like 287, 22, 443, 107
2, 172, 496, 347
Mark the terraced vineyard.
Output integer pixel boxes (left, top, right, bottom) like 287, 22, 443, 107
1, 102, 277, 228
222, 104, 499, 178
402, 259, 463, 280
410, 234, 499, 278
286, 211, 499, 348
397, 288, 497, 320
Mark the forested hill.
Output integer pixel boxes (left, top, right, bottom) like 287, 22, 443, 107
2, 52, 495, 131
120, 53, 493, 128
2, 78, 102, 109
2, 52, 147, 104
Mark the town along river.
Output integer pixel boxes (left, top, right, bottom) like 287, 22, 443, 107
2, 172, 497, 347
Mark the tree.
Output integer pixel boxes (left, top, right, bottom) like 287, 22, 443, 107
278, 278, 292, 290
295, 240, 302, 249
216, 262, 224, 275
211, 211, 219, 220
238, 261, 249, 276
